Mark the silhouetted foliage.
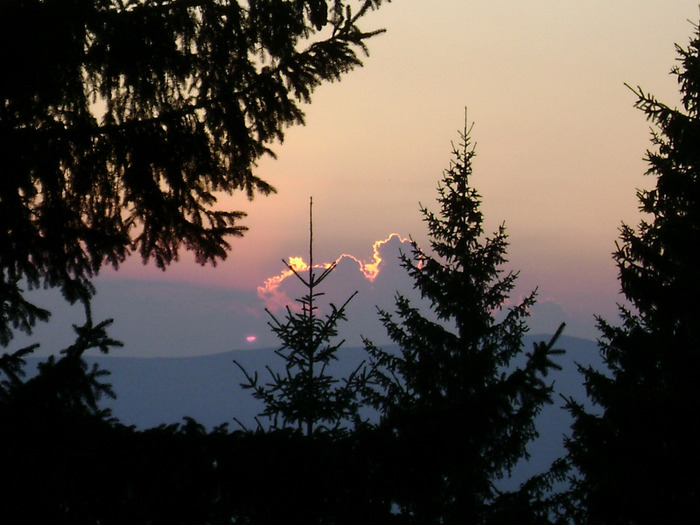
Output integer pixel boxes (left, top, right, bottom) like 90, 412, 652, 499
0, 0, 389, 344
235, 198, 367, 436
0, 345, 36, 401
2, 298, 121, 415
364, 119, 564, 524
0, 298, 125, 523
211, 428, 388, 524
562, 20, 700, 524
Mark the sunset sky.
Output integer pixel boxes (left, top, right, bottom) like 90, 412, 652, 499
20, 1, 700, 357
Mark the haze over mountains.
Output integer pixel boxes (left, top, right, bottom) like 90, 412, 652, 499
14, 234, 605, 360
98, 335, 598, 423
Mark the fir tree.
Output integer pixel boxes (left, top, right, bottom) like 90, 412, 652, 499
562, 20, 700, 524
364, 118, 564, 524
235, 198, 366, 436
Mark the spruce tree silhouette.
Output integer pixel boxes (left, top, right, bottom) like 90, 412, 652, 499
230, 198, 382, 524
364, 117, 564, 524
562, 19, 700, 524
0, 0, 390, 345
235, 198, 367, 436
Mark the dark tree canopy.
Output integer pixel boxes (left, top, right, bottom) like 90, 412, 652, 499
0, 0, 387, 344
563, 21, 700, 524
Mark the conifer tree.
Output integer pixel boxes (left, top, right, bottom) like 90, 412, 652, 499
0, 297, 124, 522
562, 21, 700, 524
2, 296, 122, 419
235, 198, 366, 436
0, 0, 389, 344
364, 119, 564, 524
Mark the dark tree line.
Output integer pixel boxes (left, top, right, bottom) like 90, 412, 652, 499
3, 4, 700, 524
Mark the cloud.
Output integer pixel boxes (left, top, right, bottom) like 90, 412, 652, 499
9, 235, 417, 358
338, 233, 412, 282
250, 233, 423, 348
257, 256, 317, 313
257, 233, 412, 313
527, 299, 569, 335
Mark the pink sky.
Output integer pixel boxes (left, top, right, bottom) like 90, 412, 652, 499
87, 1, 700, 354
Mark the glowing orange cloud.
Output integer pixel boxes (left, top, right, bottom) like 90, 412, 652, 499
257, 256, 333, 312
336, 233, 410, 282
257, 233, 410, 311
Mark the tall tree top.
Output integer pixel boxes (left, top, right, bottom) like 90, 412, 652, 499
620, 21, 700, 337
562, 20, 700, 524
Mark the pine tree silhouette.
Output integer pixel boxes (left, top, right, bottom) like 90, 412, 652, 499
235, 198, 367, 436
364, 116, 564, 523
562, 19, 700, 524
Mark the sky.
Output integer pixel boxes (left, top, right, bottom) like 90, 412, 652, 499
17, 1, 700, 357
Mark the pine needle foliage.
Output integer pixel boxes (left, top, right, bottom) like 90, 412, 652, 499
364, 118, 564, 524
0, 0, 389, 344
4, 298, 122, 420
562, 20, 700, 524
235, 199, 366, 436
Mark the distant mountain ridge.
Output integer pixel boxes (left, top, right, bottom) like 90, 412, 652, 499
24, 334, 601, 486
26, 334, 600, 427
95, 345, 371, 431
